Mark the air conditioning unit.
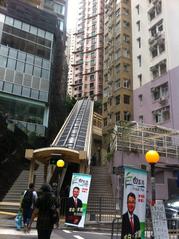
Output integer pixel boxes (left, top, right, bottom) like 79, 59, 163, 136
159, 96, 167, 104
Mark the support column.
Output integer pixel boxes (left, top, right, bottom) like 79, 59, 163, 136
79, 151, 87, 173
28, 158, 35, 185
44, 163, 48, 183
25, 149, 35, 186
79, 161, 86, 173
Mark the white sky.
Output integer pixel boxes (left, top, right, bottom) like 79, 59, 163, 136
67, 0, 79, 31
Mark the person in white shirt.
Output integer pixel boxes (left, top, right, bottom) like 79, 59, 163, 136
21, 183, 37, 231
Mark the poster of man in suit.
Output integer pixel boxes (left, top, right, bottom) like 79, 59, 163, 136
65, 173, 91, 227
65, 186, 83, 225
121, 192, 140, 239
122, 167, 147, 239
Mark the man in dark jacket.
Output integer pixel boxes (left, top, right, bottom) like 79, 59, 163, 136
28, 183, 59, 239
121, 192, 141, 239
65, 186, 83, 225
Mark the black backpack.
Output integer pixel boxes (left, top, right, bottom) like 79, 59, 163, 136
21, 190, 33, 208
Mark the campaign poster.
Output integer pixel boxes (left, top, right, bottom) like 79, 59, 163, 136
122, 167, 147, 239
65, 173, 91, 227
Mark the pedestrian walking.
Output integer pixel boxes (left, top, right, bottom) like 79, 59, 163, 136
21, 182, 37, 231
28, 183, 59, 239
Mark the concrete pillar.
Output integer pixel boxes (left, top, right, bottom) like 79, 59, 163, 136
28, 158, 35, 185
79, 161, 86, 173
44, 163, 48, 183
79, 151, 87, 173
25, 149, 35, 185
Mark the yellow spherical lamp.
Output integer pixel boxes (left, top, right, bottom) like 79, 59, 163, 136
145, 150, 160, 164
56, 159, 65, 168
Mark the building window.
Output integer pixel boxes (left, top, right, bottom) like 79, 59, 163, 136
148, 2, 162, 21
104, 118, 107, 126
123, 48, 130, 58
136, 4, 140, 14
138, 94, 143, 104
123, 34, 130, 43
115, 64, 121, 73
124, 95, 130, 104
150, 59, 167, 80
116, 112, 120, 122
136, 20, 140, 31
103, 103, 107, 111
124, 111, 130, 121
137, 37, 141, 48
123, 63, 130, 72
58, 19, 64, 31
54, 3, 65, 15
137, 55, 141, 67
150, 41, 165, 58
0, 55, 7, 67
124, 79, 130, 88
115, 80, 120, 90
115, 49, 121, 60
151, 82, 168, 101
138, 74, 142, 86
115, 95, 120, 105
153, 106, 170, 123
90, 75, 94, 80
139, 115, 143, 123
151, 45, 158, 58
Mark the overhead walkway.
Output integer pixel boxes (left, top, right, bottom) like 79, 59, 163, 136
26, 98, 94, 183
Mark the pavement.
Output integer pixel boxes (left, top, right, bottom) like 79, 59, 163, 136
0, 228, 66, 239
0, 213, 113, 238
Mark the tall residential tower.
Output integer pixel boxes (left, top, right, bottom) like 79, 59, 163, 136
132, 0, 179, 130
102, 0, 133, 136
72, 0, 104, 100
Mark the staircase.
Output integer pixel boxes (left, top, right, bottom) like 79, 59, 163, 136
87, 166, 117, 222
0, 162, 44, 214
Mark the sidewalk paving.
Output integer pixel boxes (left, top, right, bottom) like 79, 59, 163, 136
0, 228, 65, 239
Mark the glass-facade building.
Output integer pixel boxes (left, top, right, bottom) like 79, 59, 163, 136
0, 5, 55, 136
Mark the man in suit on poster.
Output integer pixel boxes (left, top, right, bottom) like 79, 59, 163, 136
65, 186, 83, 225
121, 192, 141, 239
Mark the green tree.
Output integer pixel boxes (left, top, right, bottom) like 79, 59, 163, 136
65, 95, 76, 114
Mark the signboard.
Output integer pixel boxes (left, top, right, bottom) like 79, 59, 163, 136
122, 167, 147, 239
65, 173, 91, 228
150, 200, 169, 239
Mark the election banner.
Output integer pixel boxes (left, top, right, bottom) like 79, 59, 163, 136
65, 173, 91, 228
122, 167, 147, 239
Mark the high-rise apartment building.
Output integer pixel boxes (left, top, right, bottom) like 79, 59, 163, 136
66, 30, 76, 96
0, 0, 67, 140
102, 0, 133, 135
72, 0, 104, 100
132, 0, 179, 130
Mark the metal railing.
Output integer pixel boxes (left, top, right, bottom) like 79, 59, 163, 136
110, 122, 179, 159
111, 218, 179, 239
60, 196, 121, 223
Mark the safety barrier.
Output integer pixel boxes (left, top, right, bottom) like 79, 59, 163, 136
111, 217, 179, 239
